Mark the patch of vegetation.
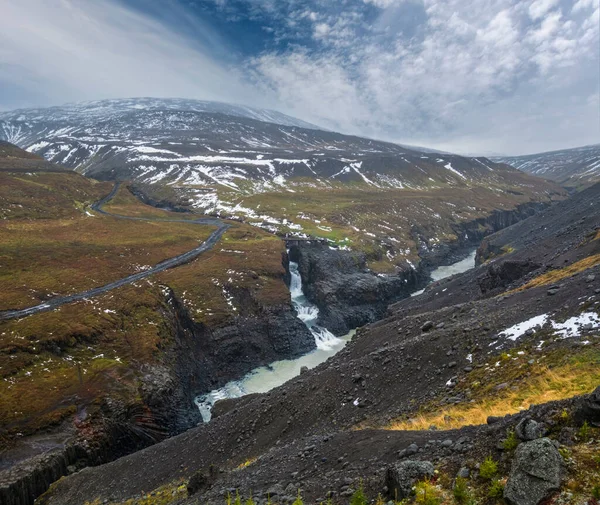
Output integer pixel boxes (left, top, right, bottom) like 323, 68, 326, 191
488, 479, 505, 500
510, 254, 600, 294
414, 480, 442, 505
388, 346, 600, 431
350, 482, 368, 505
479, 457, 498, 480
82, 479, 187, 505
503, 429, 519, 452
292, 490, 304, 505
102, 184, 199, 220
578, 421, 593, 442
452, 477, 472, 505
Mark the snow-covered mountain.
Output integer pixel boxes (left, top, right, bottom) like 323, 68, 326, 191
0, 97, 530, 192
493, 144, 600, 189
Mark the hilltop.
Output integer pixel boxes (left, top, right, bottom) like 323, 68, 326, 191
494, 144, 600, 190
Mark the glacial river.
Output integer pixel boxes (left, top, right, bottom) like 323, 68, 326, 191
194, 250, 476, 422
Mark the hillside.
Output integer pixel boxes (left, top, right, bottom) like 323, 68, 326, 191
0, 143, 319, 505
494, 144, 600, 190
34, 182, 600, 505
0, 98, 565, 273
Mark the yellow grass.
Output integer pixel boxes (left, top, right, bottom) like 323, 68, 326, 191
508, 253, 600, 294
387, 356, 600, 431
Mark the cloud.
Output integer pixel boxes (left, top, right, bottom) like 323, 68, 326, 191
1, 0, 598, 155
0, 0, 260, 110
246, 0, 600, 154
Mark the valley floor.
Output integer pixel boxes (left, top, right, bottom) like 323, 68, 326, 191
32, 184, 600, 505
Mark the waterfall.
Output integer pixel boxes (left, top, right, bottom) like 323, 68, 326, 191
194, 250, 477, 422
288, 261, 341, 350
194, 258, 345, 422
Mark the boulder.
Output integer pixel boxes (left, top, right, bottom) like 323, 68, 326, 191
386, 460, 435, 500
515, 418, 545, 441
187, 465, 219, 496
504, 438, 562, 505
421, 321, 435, 332
573, 385, 600, 427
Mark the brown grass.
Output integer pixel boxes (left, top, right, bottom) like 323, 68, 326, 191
387, 347, 600, 431
0, 172, 291, 437
509, 254, 600, 294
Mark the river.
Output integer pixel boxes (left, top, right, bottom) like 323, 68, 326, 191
194, 249, 476, 422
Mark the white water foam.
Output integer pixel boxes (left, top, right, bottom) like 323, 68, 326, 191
195, 252, 480, 421
195, 260, 346, 422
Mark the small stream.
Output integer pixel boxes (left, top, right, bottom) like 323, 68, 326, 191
194, 250, 476, 422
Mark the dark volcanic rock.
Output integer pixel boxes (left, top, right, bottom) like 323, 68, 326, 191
289, 244, 420, 335
515, 418, 545, 441
386, 460, 435, 500
477, 260, 540, 294
573, 384, 600, 427
504, 438, 562, 505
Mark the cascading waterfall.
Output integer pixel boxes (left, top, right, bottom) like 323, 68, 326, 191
288, 261, 341, 351
194, 250, 477, 422
194, 259, 346, 422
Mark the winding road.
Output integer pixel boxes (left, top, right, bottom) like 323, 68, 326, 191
0, 183, 230, 321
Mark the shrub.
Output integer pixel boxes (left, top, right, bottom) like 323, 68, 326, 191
503, 430, 519, 452
479, 457, 498, 480
245, 494, 256, 505
453, 477, 470, 504
488, 480, 505, 500
578, 421, 592, 442
414, 480, 442, 505
350, 482, 368, 505
592, 484, 600, 500
292, 490, 303, 505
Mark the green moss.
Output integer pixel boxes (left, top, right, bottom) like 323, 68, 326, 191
350, 482, 368, 505
414, 480, 442, 505
488, 480, 505, 500
503, 429, 519, 452
479, 457, 498, 480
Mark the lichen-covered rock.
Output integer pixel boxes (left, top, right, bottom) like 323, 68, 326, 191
515, 418, 545, 441
504, 438, 562, 505
386, 460, 435, 500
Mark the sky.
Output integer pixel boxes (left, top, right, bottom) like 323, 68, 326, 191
0, 0, 598, 155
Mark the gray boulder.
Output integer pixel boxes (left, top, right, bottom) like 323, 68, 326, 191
573, 385, 600, 427
515, 418, 545, 441
386, 460, 435, 500
504, 438, 562, 505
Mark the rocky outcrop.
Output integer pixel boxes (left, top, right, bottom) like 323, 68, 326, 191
504, 438, 563, 505
386, 460, 435, 500
289, 245, 422, 335
165, 287, 315, 397
477, 260, 541, 294
515, 418, 545, 441
289, 201, 550, 336
423, 201, 548, 268
573, 384, 600, 427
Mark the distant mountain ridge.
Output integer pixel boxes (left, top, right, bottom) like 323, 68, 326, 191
493, 143, 600, 189
1, 97, 525, 192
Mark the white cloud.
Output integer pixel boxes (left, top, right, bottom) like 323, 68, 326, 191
248, 0, 600, 154
0, 0, 260, 108
528, 0, 560, 20
1, 0, 598, 155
